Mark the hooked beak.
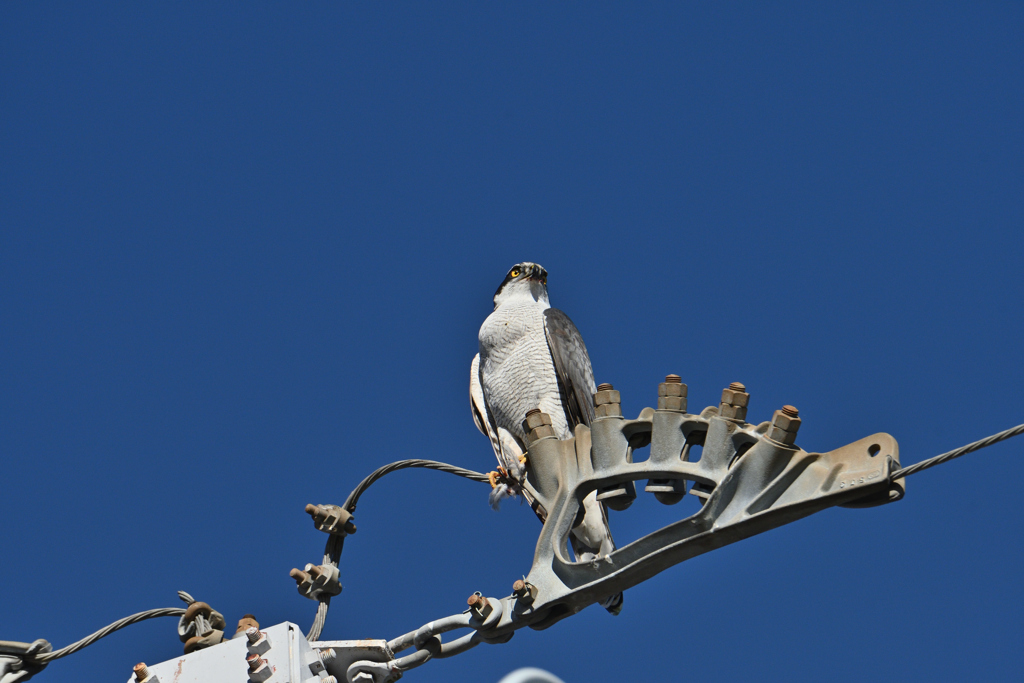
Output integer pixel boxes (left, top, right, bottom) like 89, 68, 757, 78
526, 266, 548, 284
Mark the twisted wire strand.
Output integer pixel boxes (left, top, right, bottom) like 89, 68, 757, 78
10, 427, 1023, 669
343, 459, 490, 513
305, 460, 489, 641
890, 423, 1024, 480
30, 608, 186, 663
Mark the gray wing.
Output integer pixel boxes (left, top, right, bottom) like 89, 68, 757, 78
543, 308, 597, 429
470, 353, 524, 473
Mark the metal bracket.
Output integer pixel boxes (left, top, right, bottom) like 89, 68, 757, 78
340, 379, 905, 681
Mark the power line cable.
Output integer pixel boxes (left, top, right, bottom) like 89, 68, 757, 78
889, 423, 1024, 480
8, 426, 1021, 676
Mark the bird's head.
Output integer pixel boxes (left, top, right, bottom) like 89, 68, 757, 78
493, 262, 549, 308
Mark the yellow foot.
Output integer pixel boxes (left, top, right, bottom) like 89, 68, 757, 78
487, 471, 499, 488
519, 454, 528, 466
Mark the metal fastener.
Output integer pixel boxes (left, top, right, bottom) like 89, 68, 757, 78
523, 409, 556, 443
305, 503, 357, 536
593, 383, 622, 417
246, 653, 272, 683
512, 579, 537, 606
768, 405, 802, 445
133, 663, 158, 683
719, 382, 750, 421
243, 626, 271, 656
467, 593, 492, 618
658, 374, 688, 411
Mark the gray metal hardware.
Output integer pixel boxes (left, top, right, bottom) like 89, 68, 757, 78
334, 379, 905, 680
245, 627, 272, 656
290, 563, 343, 601
121, 622, 326, 683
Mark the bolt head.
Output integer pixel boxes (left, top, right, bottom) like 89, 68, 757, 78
245, 632, 271, 656
593, 389, 620, 406
718, 403, 748, 421
720, 388, 749, 408
771, 409, 802, 432
467, 593, 493, 618
658, 395, 686, 412
247, 661, 273, 683
512, 579, 536, 605
767, 424, 797, 444
658, 382, 687, 398
523, 410, 552, 431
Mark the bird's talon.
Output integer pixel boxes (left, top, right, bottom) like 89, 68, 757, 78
488, 471, 499, 489
519, 454, 528, 466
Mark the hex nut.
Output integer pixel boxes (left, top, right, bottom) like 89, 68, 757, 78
245, 634, 271, 657
593, 389, 620, 406
524, 418, 557, 443
767, 424, 797, 445
595, 402, 623, 418
658, 382, 687, 398
523, 410, 552, 431
247, 662, 273, 683
720, 388, 750, 407
658, 395, 687, 412
718, 404, 748, 421
771, 410, 801, 432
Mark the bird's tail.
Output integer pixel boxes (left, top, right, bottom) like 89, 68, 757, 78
599, 591, 624, 616
570, 530, 625, 616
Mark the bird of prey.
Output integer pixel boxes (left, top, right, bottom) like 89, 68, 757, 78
470, 262, 622, 614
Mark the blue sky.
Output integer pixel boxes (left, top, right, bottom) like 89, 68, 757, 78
2, 3, 1022, 682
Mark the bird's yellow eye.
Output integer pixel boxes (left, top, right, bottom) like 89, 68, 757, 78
510, 269, 520, 277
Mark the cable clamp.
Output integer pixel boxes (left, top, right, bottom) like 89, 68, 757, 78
305, 504, 357, 537
289, 563, 343, 600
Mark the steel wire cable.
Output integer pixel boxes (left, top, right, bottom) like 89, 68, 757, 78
343, 459, 490, 513
306, 459, 490, 641
889, 423, 1024, 480
30, 608, 186, 663
15, 426, 1022, 670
